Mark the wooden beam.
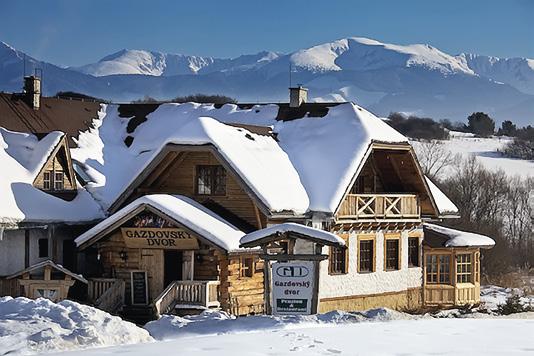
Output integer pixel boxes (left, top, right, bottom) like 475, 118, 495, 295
152, 152, 189, 187
253, 203, 263, 229
142, 151, 179, 187
260, 254, 328, 261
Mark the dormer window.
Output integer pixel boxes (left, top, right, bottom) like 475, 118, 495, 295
42, 169, 64, 191
54, 172, 64, 190
43, 172, 51, 190
196, 165, 226, 195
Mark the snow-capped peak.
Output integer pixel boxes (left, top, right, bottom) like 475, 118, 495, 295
72, 49, 215, 77
289, 37, 475, 75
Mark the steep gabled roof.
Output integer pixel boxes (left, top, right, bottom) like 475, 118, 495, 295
0, 127, 104, 226
0, 93, 101, 144
75, 194, 245, 251
73, 102, 415, 216
6, 260, 88, 283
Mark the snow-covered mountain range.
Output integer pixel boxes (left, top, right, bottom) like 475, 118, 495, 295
2, 37, 534, 125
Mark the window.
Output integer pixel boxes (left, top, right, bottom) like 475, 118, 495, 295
329, 246, 348, 274
196, 165, 226, 195
54, 172, 64, 190
408, 237, 420, 267
38, 238, 49, 258
42, 170, 65, 191
43, 172, 51, 190
385, 238, 400, 271
240, 257, 254, 278
426, 254, 451, 284
358, 239, 374, 273
456, 254, 472, 283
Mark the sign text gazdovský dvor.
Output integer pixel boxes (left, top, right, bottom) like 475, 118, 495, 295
272, 261, 314, 315
121, 228, 199, 249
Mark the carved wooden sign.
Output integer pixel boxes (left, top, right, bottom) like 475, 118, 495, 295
121, 211, 199, 250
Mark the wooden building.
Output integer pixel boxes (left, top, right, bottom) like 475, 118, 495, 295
0, 128, 103, 299
0, 84, 495, 318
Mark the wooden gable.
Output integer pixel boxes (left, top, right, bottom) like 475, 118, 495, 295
336, 143, 439, 219
116, 146, 267, 231
33, 135, 78, 201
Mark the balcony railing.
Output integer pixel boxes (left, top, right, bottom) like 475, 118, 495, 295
338, 194, 420, 220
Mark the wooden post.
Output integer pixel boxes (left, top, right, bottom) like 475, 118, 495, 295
262, 244, 271, 315
190, 251, 195, 281
310, 243, 323, 314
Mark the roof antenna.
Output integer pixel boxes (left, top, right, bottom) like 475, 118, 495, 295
23, 54, 26, 90
289, 63, 292, 88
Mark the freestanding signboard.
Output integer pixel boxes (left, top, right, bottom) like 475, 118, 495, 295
271, 261, 315, 315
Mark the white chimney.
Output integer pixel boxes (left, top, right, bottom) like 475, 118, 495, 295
289, 86, 307, 107
24, 75, 41, 110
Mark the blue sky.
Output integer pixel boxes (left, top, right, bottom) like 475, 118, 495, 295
2, 0, 534, 66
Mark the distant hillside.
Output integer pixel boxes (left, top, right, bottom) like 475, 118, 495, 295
2, 37, 534, 125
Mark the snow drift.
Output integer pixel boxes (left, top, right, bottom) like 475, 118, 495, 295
0, 297, 152, 355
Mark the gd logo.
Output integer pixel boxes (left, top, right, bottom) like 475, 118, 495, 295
276, 265, 309, 278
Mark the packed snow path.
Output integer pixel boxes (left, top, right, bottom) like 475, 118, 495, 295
52, 317, 534, 356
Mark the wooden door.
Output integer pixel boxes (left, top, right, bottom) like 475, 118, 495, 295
139, 249, 164, 302
164, 250, 183, 286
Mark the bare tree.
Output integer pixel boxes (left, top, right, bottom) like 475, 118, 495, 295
413, 140, 459, 180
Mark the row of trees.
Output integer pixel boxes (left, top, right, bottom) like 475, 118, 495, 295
131, 94, 237, 105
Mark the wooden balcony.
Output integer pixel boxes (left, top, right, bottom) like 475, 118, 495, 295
153, 280, 220, 317
337, 193, 420, 220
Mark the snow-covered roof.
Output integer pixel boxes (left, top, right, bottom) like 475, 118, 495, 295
73, 102, 408, 215
240, 222, 346, 248
6, 260, 88, 283
424, 223, 495, 248
75, 194, 245, 251
0, 127, 104, 225
425, 177, 459, 216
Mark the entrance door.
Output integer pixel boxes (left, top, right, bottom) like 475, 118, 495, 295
164, 250, 183, 286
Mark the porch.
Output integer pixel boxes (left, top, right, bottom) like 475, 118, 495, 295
88, 278, 220, 317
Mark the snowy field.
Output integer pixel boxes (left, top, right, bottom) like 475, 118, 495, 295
2, 286, 534, 356
411, 132, 534, 178
52, 317, 534, 356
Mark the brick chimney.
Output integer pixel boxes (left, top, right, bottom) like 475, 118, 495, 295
289, 85, 307, 108
24, 75, 41, 110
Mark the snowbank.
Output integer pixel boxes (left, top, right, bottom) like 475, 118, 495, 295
481, 285, 534, 311
144, 308, 415, 340
0, 297, 152, 355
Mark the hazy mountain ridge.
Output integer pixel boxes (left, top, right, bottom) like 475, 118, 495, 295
1, 38, 534, 125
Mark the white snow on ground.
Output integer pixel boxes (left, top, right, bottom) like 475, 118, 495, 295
480, 285, 534, 311
52, 310, 534, 356
411, 133, 534, 178
144, 308, 411, 340
3, 294, 534, 356
0, 297, 152, 355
